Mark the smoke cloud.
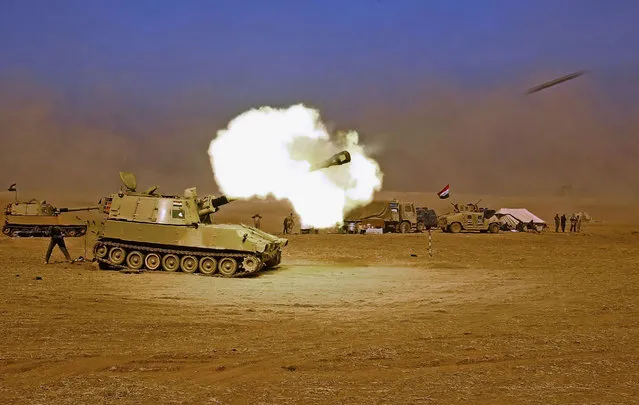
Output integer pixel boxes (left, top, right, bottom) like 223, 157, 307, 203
1, 74, 639, 206
207, 104, 383, 228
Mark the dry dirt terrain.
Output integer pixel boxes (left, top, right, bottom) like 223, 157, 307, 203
1, 199, 638, 404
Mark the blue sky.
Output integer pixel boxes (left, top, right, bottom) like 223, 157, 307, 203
1, 0, 638, 115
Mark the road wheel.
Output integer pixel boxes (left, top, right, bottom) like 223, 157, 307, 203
9, 229, 19, 237
180, 255, 198, 273
94, 243, 108, 258
199, 257, 217, 275
218, 257, 238, 277
162, 254, 180, 272
144, 253, 161, 270
67, 229, 77, 237
2, 226, 10, 235
109, 247, 126, 264
398, 221, 411, 233
126, 251, 144, 270
489, 223, 500, 234
242, 256, 261, 273
448, 222, 462, 233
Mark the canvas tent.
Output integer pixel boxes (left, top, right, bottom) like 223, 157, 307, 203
496, 208, 546, 232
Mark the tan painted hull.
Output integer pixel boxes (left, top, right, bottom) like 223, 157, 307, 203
3, 215, 87, 237
94, 220, 288, 275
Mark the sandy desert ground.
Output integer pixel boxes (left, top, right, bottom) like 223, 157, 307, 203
1, 196, 638, 404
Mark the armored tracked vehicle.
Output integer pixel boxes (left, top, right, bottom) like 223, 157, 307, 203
92, 151, 352, 276
3, 200, 97, 237
92, 172, 288, 277
437, 201, 500, 234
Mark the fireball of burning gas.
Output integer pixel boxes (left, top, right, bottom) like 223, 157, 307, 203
207, 104, 383, 228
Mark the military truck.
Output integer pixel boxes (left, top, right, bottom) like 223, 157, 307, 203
2, 199, 97, 237
437, 201, 500, 233
342, 200, 438, 234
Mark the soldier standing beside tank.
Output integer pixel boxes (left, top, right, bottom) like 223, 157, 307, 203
44, 225, 72, 264
560, 214, 567, 232
554, 214, 560, 233
252, 213, 262, 229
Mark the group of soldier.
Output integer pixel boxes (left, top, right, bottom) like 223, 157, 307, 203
553, 213, 583, 233
251, 212, 296, 235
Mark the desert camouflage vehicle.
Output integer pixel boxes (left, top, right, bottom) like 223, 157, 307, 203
3, 199, 97, 238
92, 172, 288, 277
91, 151, 352, 277
438, 202, 500, 234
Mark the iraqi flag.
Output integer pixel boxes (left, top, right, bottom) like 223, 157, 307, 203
8, 183, 16, 192
437, 184, 450, 199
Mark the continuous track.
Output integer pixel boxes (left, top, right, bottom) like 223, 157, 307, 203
93, 239, 281, 278
2, 224, 87, 238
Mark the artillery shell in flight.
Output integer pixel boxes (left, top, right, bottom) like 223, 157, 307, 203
526, 71, 586, 95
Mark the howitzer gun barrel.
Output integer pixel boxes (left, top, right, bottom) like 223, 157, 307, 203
58, 206, 99, 213
309, 150, 351, 172
211, 195, 235, 208
198, 195, 236, 217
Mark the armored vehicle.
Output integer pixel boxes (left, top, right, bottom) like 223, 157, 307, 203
3, 200, 97, 237
92, 151, 352, 276
437, 202, 500, 233
342, 200, 437, 234
91, 172, 288, 277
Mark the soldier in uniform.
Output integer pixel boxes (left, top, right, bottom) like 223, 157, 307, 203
554, 214, 560, 233
569, 214, 578, 232
560, 214, 567, 232
252, 213, 262, 229
286, 213, 295, 234
44, 225, 72, 264
576, 215, 582, 232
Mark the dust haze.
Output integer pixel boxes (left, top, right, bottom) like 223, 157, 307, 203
1, 74, 638, 204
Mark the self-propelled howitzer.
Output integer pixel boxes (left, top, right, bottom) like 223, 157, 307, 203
92, 172, 288, 277
3, 200, 97, 238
